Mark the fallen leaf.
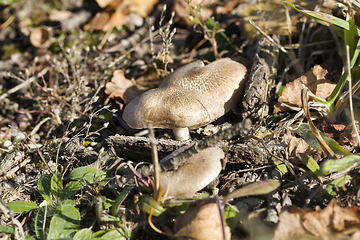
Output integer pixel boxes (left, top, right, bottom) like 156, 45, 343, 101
85, 0, 158, 31
274, 65, 336, 113
174, 201, 231, 240
338, 122, 360, 152
286, 131, 323, 164
104, 70, 143, 109
273, 199, 360, 240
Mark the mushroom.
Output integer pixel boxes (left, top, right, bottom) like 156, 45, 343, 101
159, 147, 224, 197
122, 58, 247, 140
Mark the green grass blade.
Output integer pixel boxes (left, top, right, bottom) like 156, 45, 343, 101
283, 2, 360, 36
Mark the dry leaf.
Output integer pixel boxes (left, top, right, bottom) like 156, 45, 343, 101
85, 0, 158, 31
274, 65, 336, 113
338, 122, 360, 152
104, 70, 143, 109
273, 199, 360, 240
286, 131, 323, 164
174, 202, 231, 240
172, 0, 215, 27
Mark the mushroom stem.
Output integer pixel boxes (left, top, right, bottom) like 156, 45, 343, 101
173, 127, 190, 141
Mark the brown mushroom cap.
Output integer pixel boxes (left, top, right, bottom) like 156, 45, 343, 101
160, 147, 224, 197
122, 58, 247, 140
123, 86, 224, 130
159, 58, 247, 111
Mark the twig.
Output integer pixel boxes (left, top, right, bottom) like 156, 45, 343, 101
161, 119, 252, 172
148, 125, 162, 201
345, 45, 360, 147
0, 197, 25, 240
301, 89, 335, 158
0, 67, 51, 102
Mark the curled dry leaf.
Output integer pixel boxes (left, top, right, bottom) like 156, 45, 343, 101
273, 199, 360, 240
174, 202, 231, 240
274, 65, 336, 113
29, 26, 53, 48
104, 70, 143, 109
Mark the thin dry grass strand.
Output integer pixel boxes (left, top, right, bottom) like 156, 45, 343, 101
301, 89, 335, 158
345, 45, 360, 147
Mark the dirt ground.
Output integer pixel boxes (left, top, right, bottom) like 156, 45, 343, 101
1, 0, 360, 239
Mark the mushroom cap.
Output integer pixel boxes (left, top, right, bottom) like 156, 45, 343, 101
123, 86, 225, 130
159, 58, 247, 112
160, 147, 224, 197
122, 58, 247, 132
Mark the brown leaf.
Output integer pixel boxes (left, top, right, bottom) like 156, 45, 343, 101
104, 70, 143, 109
174, 202, 231, 240
338, 122, 360, 152
88, 0, 157, 32
286, 131, 323, 164
274, 65, 336, 113
273, 199, 360, 240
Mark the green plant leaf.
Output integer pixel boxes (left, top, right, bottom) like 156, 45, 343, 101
325, 175, 352, 197
70, 166, 107, 185
74, 228, 93, 240
224, 205, 238, 230
223, 180, 280, 204
269, 158, 288, 174
322, 154, 360, 174
328, 70, 348, 106
0, 225, 35, 240
112, 184, 134, 217
38, 174, 52, 205
298, 153, 322, 177
283, 2, 360, 36
34, 206, 48, 240
47, 204, 80, 239
137, 194, 165, 217
60, 180, 86, 201
93, 228, 130, 239
51, 172, 63, 200
293, 123, 350, 156
6, 201, 38, 213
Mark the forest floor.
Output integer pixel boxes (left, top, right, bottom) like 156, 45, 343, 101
1, 0, 360, 239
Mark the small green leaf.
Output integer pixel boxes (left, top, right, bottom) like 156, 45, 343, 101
70, 167, 107, 185
38, 174, 52, 205
223, 180, 280, 204
269, 158, 288, 174
34, 206, 48, 240
93, 228, 130, 239
0, 225, 35, 240
74, 228, 93, 240
322, 154, 360, 174
112, 184, 134, 217
60, 180, 86, 201
6, 201, 38, 213
101, 214, 120, 222
293, 123, 350, 156
47, 204, 80, 239
298, 153, 322, 177
224, 205, 238, 230
51, 172, 63, 200
137, 195, 165, 217
325, 175, 352, 197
